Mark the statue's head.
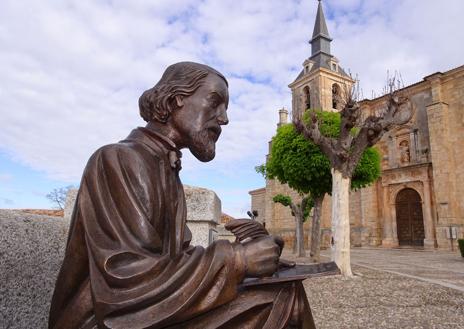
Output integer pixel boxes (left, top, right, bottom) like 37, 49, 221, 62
139, 62, 229, 162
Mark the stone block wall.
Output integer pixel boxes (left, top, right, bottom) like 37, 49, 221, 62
1, 185, 223, 328
0, 210, 68, 329
257, 179, 379, 250
360, 183, 382, 246
427, 71, 464, 249
249, 188, 266, 224
216, 225, 235, 242
64, 185, 221, 248
263, 179, 311, 250
64, 188, 78, 219
183, 185, 221, 247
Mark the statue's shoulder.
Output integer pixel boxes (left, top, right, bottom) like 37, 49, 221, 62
92, 141, 137, 158
84, 128, 166, 176
85, 141, 146, 170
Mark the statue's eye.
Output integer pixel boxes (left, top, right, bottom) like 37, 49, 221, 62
209, 94, 222, 108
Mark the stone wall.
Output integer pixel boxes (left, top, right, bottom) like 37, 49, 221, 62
64, 188, 78, 218
1, 185, 223, 328
64, 185, 221, 248
262, 179, 312, 250
426, 69, 464, 249
183, 185, 221, 247
249, 187, 265, 224
0, 210, 68, 329
216, 225, 235, 242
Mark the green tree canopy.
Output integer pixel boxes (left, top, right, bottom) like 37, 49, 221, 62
257, 111, 381, 197
272, 194, 314, 221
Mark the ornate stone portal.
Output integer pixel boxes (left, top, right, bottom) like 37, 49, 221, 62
379, 164, 435, 249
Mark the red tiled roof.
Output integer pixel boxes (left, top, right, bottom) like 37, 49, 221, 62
220, 213, 235, 224
20, 209, 64, 217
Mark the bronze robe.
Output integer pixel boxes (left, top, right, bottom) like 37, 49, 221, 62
49, 127, 315, 329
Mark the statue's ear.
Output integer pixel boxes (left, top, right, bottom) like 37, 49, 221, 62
174, 95, 184, 108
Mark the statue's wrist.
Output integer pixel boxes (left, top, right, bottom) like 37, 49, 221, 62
232, 242, 247, 281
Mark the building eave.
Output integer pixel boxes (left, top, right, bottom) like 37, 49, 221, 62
289, 66, 355, 89
249, 187, 266, 195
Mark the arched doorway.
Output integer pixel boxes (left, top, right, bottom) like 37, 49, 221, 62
395, 188, 425, 246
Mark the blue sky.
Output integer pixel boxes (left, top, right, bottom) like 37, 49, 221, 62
1, 0, 463, 217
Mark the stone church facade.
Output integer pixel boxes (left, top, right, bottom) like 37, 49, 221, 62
249, 1, 464, 251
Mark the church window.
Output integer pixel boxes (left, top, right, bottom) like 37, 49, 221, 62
332, 83, 340, 109
303, 86, 311, 110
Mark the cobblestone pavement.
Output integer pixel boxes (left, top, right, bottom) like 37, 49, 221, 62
282, 249, 464, 329
303, 265, 464, 329
326, 248, 464, 293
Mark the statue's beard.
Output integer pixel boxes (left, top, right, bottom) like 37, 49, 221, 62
189, 129, 218, 162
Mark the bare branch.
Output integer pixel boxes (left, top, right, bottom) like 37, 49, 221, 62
46, 186, 72, 210
339, 91, 360, 141
293, 114, 337, 163
301, 196, 309, 214
345, 74, 414, 175
381, 91, 414, 129
294, 72, 413, 178
289, 202, 299, 217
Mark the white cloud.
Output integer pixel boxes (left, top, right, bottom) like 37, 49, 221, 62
0, 0, 463, 217
328, 0, 464, 93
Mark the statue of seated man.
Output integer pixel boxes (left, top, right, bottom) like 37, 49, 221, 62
49, 62, 316, 329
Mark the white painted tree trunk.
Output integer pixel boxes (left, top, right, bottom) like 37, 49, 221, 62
331, 169, 353, 277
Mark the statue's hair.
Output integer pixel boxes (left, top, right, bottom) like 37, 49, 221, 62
139, 62, 228, 123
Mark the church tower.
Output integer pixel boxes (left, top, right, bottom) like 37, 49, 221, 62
289, 0, 354, 118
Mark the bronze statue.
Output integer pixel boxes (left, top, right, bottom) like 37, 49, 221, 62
49, 62, 317, 328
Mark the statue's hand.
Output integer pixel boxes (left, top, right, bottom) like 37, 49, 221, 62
242, 236, 280, 278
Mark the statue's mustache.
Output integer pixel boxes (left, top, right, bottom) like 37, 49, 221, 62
204, 125, 222, 141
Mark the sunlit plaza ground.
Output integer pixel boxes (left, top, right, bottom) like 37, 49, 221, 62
284, 248, 464, 329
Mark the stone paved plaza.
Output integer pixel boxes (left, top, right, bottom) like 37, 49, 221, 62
284, 248, 464, 328
345, 248, 464, 293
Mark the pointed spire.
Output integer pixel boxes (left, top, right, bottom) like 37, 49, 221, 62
312, 0, 330, 40
309, 0, 332, 60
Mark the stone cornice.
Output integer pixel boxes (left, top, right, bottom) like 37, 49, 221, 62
288, 67, 354, 89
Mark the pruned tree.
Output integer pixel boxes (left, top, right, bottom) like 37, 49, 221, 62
294, 78, 413, 276
46, 185, 74, 210
257, 119, 380, 263
272, 194, 313, 257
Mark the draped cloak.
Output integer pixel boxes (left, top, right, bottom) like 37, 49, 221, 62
49, 127, 315, 329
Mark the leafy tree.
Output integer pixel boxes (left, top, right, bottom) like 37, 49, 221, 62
258, 111, 381, 262
294, 79, 413, 276
46, 185, 74, 210
272, 193, 313, 257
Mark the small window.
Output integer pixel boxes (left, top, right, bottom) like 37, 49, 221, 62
332, 63, 337, 71
305, 65, 309, 73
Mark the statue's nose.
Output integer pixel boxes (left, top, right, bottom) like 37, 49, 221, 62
218, 110, 229, 125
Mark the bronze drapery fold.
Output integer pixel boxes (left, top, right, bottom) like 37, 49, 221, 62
49, 127, 315, 329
